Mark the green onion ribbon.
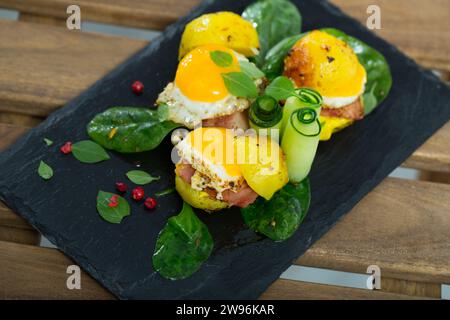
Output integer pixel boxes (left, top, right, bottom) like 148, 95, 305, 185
249, 95, 283, 128
290, 107, 322, 137
294, 88, 323, 109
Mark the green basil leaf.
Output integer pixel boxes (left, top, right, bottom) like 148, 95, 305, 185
96, 191, 130, 224
153, 202, 213, 280
239, 60, 265, 79
43, 138, 53, 146
126, 170, 160, 185
265, 76, 295, 101
71, 140, 110, 164
210, 50, 233, 67
242, 179, 310, 241
87, 107, 181, 153
38, 160, 53, 180
242, 0, 302, 67
222, 72, 258, 98
321, 28, 392, 115
262, 33, 306, 80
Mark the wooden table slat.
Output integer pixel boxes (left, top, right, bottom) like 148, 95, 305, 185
0, 20, 147, 117
0, 0, 449, 72
297, 178, 450, 285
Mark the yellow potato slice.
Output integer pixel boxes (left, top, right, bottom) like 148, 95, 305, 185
175, 175, 229, 211
179, 12, 260, 59
235, 135, 288, 200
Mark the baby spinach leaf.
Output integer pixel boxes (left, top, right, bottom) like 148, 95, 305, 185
43, 138, 53, 146
239, 60, 265, 79
222, 72, 258, 98
126, 170, 160, 185
265, 75, 296, 101
153, 202, 213, 280
96, 191, 130, 224
242, 0, 302, 67
241, 179, 310, 241
321, 28, 392, 115
262, 33, 306, 80
38, 160, 53, 180
87, 106, 181, 153
210, 50, 233, 67
71, 140, 110, 164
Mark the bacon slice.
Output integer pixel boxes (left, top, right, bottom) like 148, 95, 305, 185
222, 182, 259, 208
175, 163, 196, 184
176, 163, 258, 208
320, 97, 364, 120
202, 110, 249, 130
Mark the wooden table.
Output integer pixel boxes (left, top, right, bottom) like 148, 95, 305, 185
0, 0, 449, 300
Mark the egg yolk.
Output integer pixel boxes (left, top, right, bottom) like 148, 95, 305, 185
175, 45, 241, 102
186, 127, 242, 178
284, 30, 366, 98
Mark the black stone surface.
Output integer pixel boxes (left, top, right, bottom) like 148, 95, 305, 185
1, 0, 449, 299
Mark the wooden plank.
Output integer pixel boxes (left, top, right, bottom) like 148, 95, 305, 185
331, 0, 450, 72
403, 121, 450, 173
0, 240, 114, 299
0, 240, 431, 300
0, 20, 146, 117
297, 178, 450, 285
0, 226, 39, 245
0, 0, 448, 72
261, 279, 433, 300
0, 0, 201, 30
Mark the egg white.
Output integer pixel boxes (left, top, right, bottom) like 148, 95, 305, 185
322, 74, 367, 109
157, 83, 251, 129
176, 136, 243, 198
157, 53, 263, 128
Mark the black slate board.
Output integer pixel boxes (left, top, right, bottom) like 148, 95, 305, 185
1, 0, 449, 299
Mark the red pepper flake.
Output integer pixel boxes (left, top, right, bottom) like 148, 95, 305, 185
131, 186, 145, 201
108, 195, 119, 208
144, 197, 157, 210
131, 81, 144, 95
115, 182, 128, 193
60, 141, 72, 154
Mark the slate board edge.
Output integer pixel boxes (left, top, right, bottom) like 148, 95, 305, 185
0, 0, 449, 300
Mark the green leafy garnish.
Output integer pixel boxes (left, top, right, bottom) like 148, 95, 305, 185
43, 138, 53, 146
363, 82, 378, 114
126, 170, 160, 185
96, 191, 130, 224
265, 75, 296, 101
239, 60, 265, 79
242, 0, 302, 66
222, 72, 258, 98
153, 202, 213, 280
210, 50, 233, 67
38, 160, 53, 180
262, 33, 305, 80
87, 106, 181, 153
71, 140, 110, 164
242, 179, 310, 241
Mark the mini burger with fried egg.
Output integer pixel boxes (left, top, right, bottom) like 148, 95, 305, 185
283, 30, 367, 140
174, 127, 288, 211
157, 44, 264, 131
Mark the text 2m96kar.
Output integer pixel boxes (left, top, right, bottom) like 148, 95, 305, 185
176, 304, 275, 317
